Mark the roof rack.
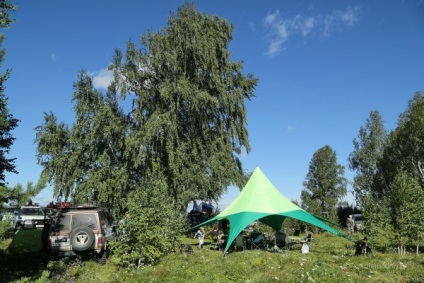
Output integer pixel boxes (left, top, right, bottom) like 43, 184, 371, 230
51, 201, 101, 209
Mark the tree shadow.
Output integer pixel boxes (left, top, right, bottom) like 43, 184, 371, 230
0, 229, 51, 282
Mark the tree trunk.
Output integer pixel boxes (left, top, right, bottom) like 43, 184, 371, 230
418, 160, 424, 186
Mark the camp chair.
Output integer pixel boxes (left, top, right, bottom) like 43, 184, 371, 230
275, 230, 290, 252
250, 232, 265, 250
293, 229, 300, 236
234, 235, 246, 251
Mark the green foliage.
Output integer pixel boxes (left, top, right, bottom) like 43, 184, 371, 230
0, 0, 18, 187
362, 195, 395, 252
0, 171, 48, 206
301, 145, 347, 221
33, 4, 257, 268
0, 2, 43, 205
111, 3, 258, 211
391, 170, 424, 251
283, 200, 306, 233
361, 92, 424, 252
4, 233, 424, 282
35, 3, 257, 216
35, 74, 130, 209
394, 92, 424, 185
348, 110, 387, 206
377, 93, 424, 195
348, 98, 424, 252
0, 218, 12, 239
111, 169, 186, 267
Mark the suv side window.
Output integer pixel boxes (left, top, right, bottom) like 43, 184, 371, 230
72, 214, 97, 229
99, 211, 114, 232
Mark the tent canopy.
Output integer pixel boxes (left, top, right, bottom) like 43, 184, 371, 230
189, 167, 351, 253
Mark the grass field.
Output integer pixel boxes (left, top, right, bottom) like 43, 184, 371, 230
1, 230, 423, 283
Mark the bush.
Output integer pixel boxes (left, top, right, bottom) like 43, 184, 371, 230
111, 171, 186, 267
0, 219, 13, 240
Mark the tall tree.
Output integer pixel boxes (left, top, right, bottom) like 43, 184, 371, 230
111, 3, 257, 211
391, 169, 424, 254
377, 92, 424, 195
372, 92, 424, 252
0, 0, 18, 187
35, 4, 257, 214
35, 71, 130, 210
363, 92, 424, 252
348, 110, 387, 206
301, 145, 347, 221
34, 4, 257, 263
394, 92, 424, 186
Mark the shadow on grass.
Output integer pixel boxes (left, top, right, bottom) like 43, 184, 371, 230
0, 229, 51, 283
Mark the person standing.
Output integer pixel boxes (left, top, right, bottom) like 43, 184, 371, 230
194, 227, 205, 249
346, 215, 354, 237
211, 226, 223, 241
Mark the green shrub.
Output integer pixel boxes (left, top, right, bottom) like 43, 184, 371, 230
111, 171, 186, 267
0, 219, 13, 240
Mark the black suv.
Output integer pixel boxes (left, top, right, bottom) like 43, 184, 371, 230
47, 203, 115, 264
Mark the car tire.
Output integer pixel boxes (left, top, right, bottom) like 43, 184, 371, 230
71, 226, 95, 252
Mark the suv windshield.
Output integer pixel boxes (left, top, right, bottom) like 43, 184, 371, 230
21, 208, 44, 215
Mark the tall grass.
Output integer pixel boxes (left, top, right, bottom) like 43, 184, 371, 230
2, 231, 424, 282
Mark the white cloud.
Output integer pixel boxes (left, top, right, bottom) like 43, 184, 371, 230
264, 9, 280, 26
264, 10, 290, 56
263, 6, 360, 56
91, 68, 113, 89
323, 6, 360, 36
291, 15, 316, 36
286, 125, 293, 133
340, 6, 360, 26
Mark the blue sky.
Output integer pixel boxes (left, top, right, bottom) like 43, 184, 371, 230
2, 0, 424, 210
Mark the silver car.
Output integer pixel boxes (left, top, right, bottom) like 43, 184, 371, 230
13, 206, 46, 230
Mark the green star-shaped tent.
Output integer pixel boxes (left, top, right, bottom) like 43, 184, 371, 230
190, 167, 349, 253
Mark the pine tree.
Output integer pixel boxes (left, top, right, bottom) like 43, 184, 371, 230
0, 0, 18, 187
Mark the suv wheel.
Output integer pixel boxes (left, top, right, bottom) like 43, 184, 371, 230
70, 226, 95, 251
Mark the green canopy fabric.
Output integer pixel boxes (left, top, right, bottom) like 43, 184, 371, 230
189, 167, 351, 253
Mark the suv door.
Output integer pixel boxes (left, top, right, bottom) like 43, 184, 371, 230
49, 214, 73, 253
